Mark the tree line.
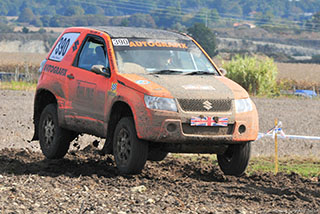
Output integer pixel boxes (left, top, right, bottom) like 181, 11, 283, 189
1, 0, 320, 30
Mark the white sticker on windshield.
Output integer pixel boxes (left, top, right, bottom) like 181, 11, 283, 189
49, 33, 80, 62
112, 39, 129, 46
182, 85, 216, 91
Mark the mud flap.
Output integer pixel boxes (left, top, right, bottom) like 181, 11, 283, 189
101, 138, 113, 154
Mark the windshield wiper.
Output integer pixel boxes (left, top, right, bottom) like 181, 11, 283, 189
152, 70, 183, 75
186, 71, 217, 75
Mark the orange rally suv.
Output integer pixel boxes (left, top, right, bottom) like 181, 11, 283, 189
32, 26, 259, 175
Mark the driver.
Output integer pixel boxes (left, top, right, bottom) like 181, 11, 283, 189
156, 50, 174, 69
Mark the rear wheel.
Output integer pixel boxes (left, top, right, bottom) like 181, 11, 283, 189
217, 142, 251, 176
39, 104, 76, 159
113, 117, 148, 174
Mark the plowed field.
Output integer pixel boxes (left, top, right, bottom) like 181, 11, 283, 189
0, 90, 319, 213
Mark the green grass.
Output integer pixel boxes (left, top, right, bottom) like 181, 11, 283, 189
172, 154, 320, 178
0, 81, 37, 91
248, 156, 320, 178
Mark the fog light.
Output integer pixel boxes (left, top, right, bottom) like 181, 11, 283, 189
238, 125, 246, 134
166, 123, 177, 132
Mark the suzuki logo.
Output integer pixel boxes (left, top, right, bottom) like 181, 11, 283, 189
203, 100, 213, 110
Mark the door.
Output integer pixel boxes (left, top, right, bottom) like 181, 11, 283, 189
65, 35, 110, 136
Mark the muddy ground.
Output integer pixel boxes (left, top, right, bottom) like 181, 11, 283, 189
0, 90, 319, 213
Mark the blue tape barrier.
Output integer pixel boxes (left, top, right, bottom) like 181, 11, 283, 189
258, 121, 320, 141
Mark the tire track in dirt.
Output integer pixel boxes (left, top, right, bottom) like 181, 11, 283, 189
0, 148, 319, 213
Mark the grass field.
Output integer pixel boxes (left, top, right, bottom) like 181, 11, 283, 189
0, 52, 47, 66
247, 156, 320, 178
173, 154, 320, 179
277, 62, 320, 89
0, 81, 36, 91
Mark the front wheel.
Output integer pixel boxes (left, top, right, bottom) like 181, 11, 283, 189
217, 142, 251, 176
113, 117, 148, 174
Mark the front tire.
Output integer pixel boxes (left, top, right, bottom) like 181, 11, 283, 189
217, 142, 251, 176
113, 117, 148, 174
39, 104, 75, 159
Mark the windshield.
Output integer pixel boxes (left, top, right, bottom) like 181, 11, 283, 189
112, 38, 219, 75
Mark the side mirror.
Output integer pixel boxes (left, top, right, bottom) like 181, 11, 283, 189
219, 68, 227, 76
91, 65, 111, 78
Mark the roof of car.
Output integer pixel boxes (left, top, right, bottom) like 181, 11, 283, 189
93, 26, 190, 40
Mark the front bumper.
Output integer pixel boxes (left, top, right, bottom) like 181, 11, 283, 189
135, 107, 258, 144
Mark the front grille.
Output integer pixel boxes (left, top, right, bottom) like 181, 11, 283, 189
182, 123, 234, 135
177, 99, 232, 112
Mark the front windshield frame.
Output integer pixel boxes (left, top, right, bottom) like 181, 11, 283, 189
111, 38, 220, 75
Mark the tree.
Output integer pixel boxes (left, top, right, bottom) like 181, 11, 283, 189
40, 15, 51, 27
311, 11, 320, 30
187, 23, 217, 57
64, 6, 85, 16
128, 13, 156, 28
17, 8, 35, 23
0, 23, 13, 33
210, 9, 220, 23
171, 22, 187, 32
22, 26, 29, 33
254, 10, 274, 26
30, 18, 43, 27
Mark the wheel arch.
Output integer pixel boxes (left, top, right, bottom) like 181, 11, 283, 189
32, 89, 58, 141
103, 100, 134, 154
107, 100, 134, 138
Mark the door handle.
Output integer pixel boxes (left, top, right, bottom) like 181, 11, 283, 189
67, 74, 74, 80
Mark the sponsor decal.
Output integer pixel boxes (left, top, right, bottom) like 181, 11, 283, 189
112, 39, 129, 46
182, 85, 216, 91
136, 80, 150, 85
76, 81, 95, 101
49, 33, 80, 62
129, 41, 188, 49
190, 116, 228, 127
108, 82, 118, 96
112, 38, 188, 49
43, 64, 67, 76
72, 40, 79, 52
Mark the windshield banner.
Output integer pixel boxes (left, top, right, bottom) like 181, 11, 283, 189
112, 38, 189, 50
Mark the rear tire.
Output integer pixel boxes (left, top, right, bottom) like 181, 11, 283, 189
217, 142, 251, 176
113, 117, 148, 174
39, 104, 76, 159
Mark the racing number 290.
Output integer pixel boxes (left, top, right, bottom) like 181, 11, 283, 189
55, 37, 71, 57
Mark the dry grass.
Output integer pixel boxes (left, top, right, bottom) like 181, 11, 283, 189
0, 52, 46, 76
277, 63, 320, 83
276, 62, 320, 90
0, 52, 47, 66
14, 26, 65, 33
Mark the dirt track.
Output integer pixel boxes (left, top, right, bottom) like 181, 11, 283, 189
0, 90, 320, 213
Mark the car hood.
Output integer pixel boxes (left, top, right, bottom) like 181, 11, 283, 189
119, 74, 248, 100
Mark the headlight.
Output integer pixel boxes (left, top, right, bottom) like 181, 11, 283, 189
144, 95, 177, 112
235, 98, 253, 113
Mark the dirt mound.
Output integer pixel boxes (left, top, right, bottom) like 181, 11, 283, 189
0, 148, 319, 213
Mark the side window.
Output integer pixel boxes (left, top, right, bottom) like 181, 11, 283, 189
78, 37, 108, 71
